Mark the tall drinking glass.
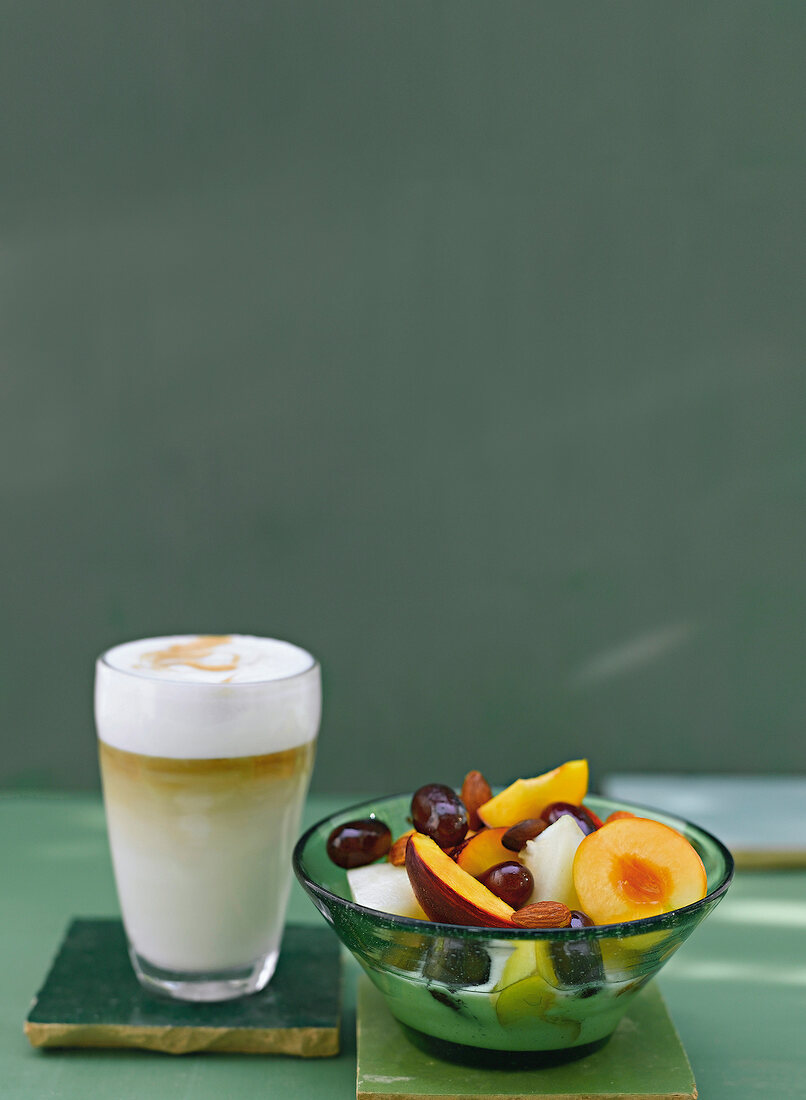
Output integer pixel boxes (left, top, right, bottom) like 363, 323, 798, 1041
95, 634, 320, 1002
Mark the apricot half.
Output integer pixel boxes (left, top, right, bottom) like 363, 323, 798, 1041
478, 760, 589, 828
405, 832, 516, 928
573, 817, 707, 924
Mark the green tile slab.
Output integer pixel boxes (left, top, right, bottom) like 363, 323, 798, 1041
356, 976, 696, 1100
603, 774, 806, 870
25, 919, 340, 1056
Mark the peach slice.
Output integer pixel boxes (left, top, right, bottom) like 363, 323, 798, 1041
497, 938, 601, 993
453, 827, 512, 877
493, 955, 581, 1040
573, 817, 707, 924
495, 974, 557, 1027
495, 941, 541, 990
478, 760, 589, 827
405, 832, 516, 928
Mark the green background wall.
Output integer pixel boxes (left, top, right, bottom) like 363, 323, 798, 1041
2, 2, 804, 794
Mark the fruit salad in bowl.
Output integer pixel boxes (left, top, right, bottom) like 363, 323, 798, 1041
293, 760, 733, 1055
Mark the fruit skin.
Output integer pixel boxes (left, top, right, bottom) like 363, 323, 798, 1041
495, 940, 538, 990
327, 818, 392, 868
573, 817, 708, 924
495, 974, 556, 1027
453, 827, 512, 877
346, 861, 427, 919
405, 832, 516, 928
583, 806, 605, 829
541, 801, 600, 835
493, 952, 582, 1040
496, 925, 603, 997
569, 909, 595, 928
547, 911, 604, 991
478, 862, 534, 909
411, 784, 468, 849
520, 814, 585, 910
423, 937, 492, 987
478, 760, 589, 827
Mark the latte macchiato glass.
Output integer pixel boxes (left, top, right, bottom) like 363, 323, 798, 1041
95, 634, 320, 1002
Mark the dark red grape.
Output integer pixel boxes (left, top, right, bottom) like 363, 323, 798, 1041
548, 908, 604, 990
477, 861, 534, 909
411, 784, 468, 849
568, 909, 595, 928
326, 818, 392, 868
541, 801, 599, 835
423, 938, 492, 987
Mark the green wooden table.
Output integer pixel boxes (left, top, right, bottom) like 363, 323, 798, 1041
3, 793, 804, 1099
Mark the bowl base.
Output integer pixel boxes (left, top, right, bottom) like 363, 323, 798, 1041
398, 1021, 613, 1066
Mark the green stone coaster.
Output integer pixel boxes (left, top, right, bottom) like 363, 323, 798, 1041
356, 976, 696, 1100
25, 919, 340, 1056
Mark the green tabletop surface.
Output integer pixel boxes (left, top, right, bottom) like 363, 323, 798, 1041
3, 791, 805, 1099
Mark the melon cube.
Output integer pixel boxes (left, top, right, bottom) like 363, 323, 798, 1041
346, 862, 427, 920
520, 814, 584, 910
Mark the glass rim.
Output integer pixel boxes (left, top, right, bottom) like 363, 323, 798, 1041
292, 790, 735, 941
98, 636, 319, 688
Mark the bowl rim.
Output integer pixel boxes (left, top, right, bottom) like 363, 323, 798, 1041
293, 790, 735, 940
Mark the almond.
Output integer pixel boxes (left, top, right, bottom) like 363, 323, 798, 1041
388, 831, 414, 866
461, 770, 492, 831
502, 818, 548, 852
511, 901, 572, 928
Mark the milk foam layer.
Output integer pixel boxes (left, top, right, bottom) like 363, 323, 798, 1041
96, 635, 320, 759
104, 634, 315, 683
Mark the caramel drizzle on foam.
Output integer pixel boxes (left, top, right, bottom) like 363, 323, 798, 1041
138, 635, 241, 675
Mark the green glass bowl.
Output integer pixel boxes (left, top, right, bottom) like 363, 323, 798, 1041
293, 793, 733, 1055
